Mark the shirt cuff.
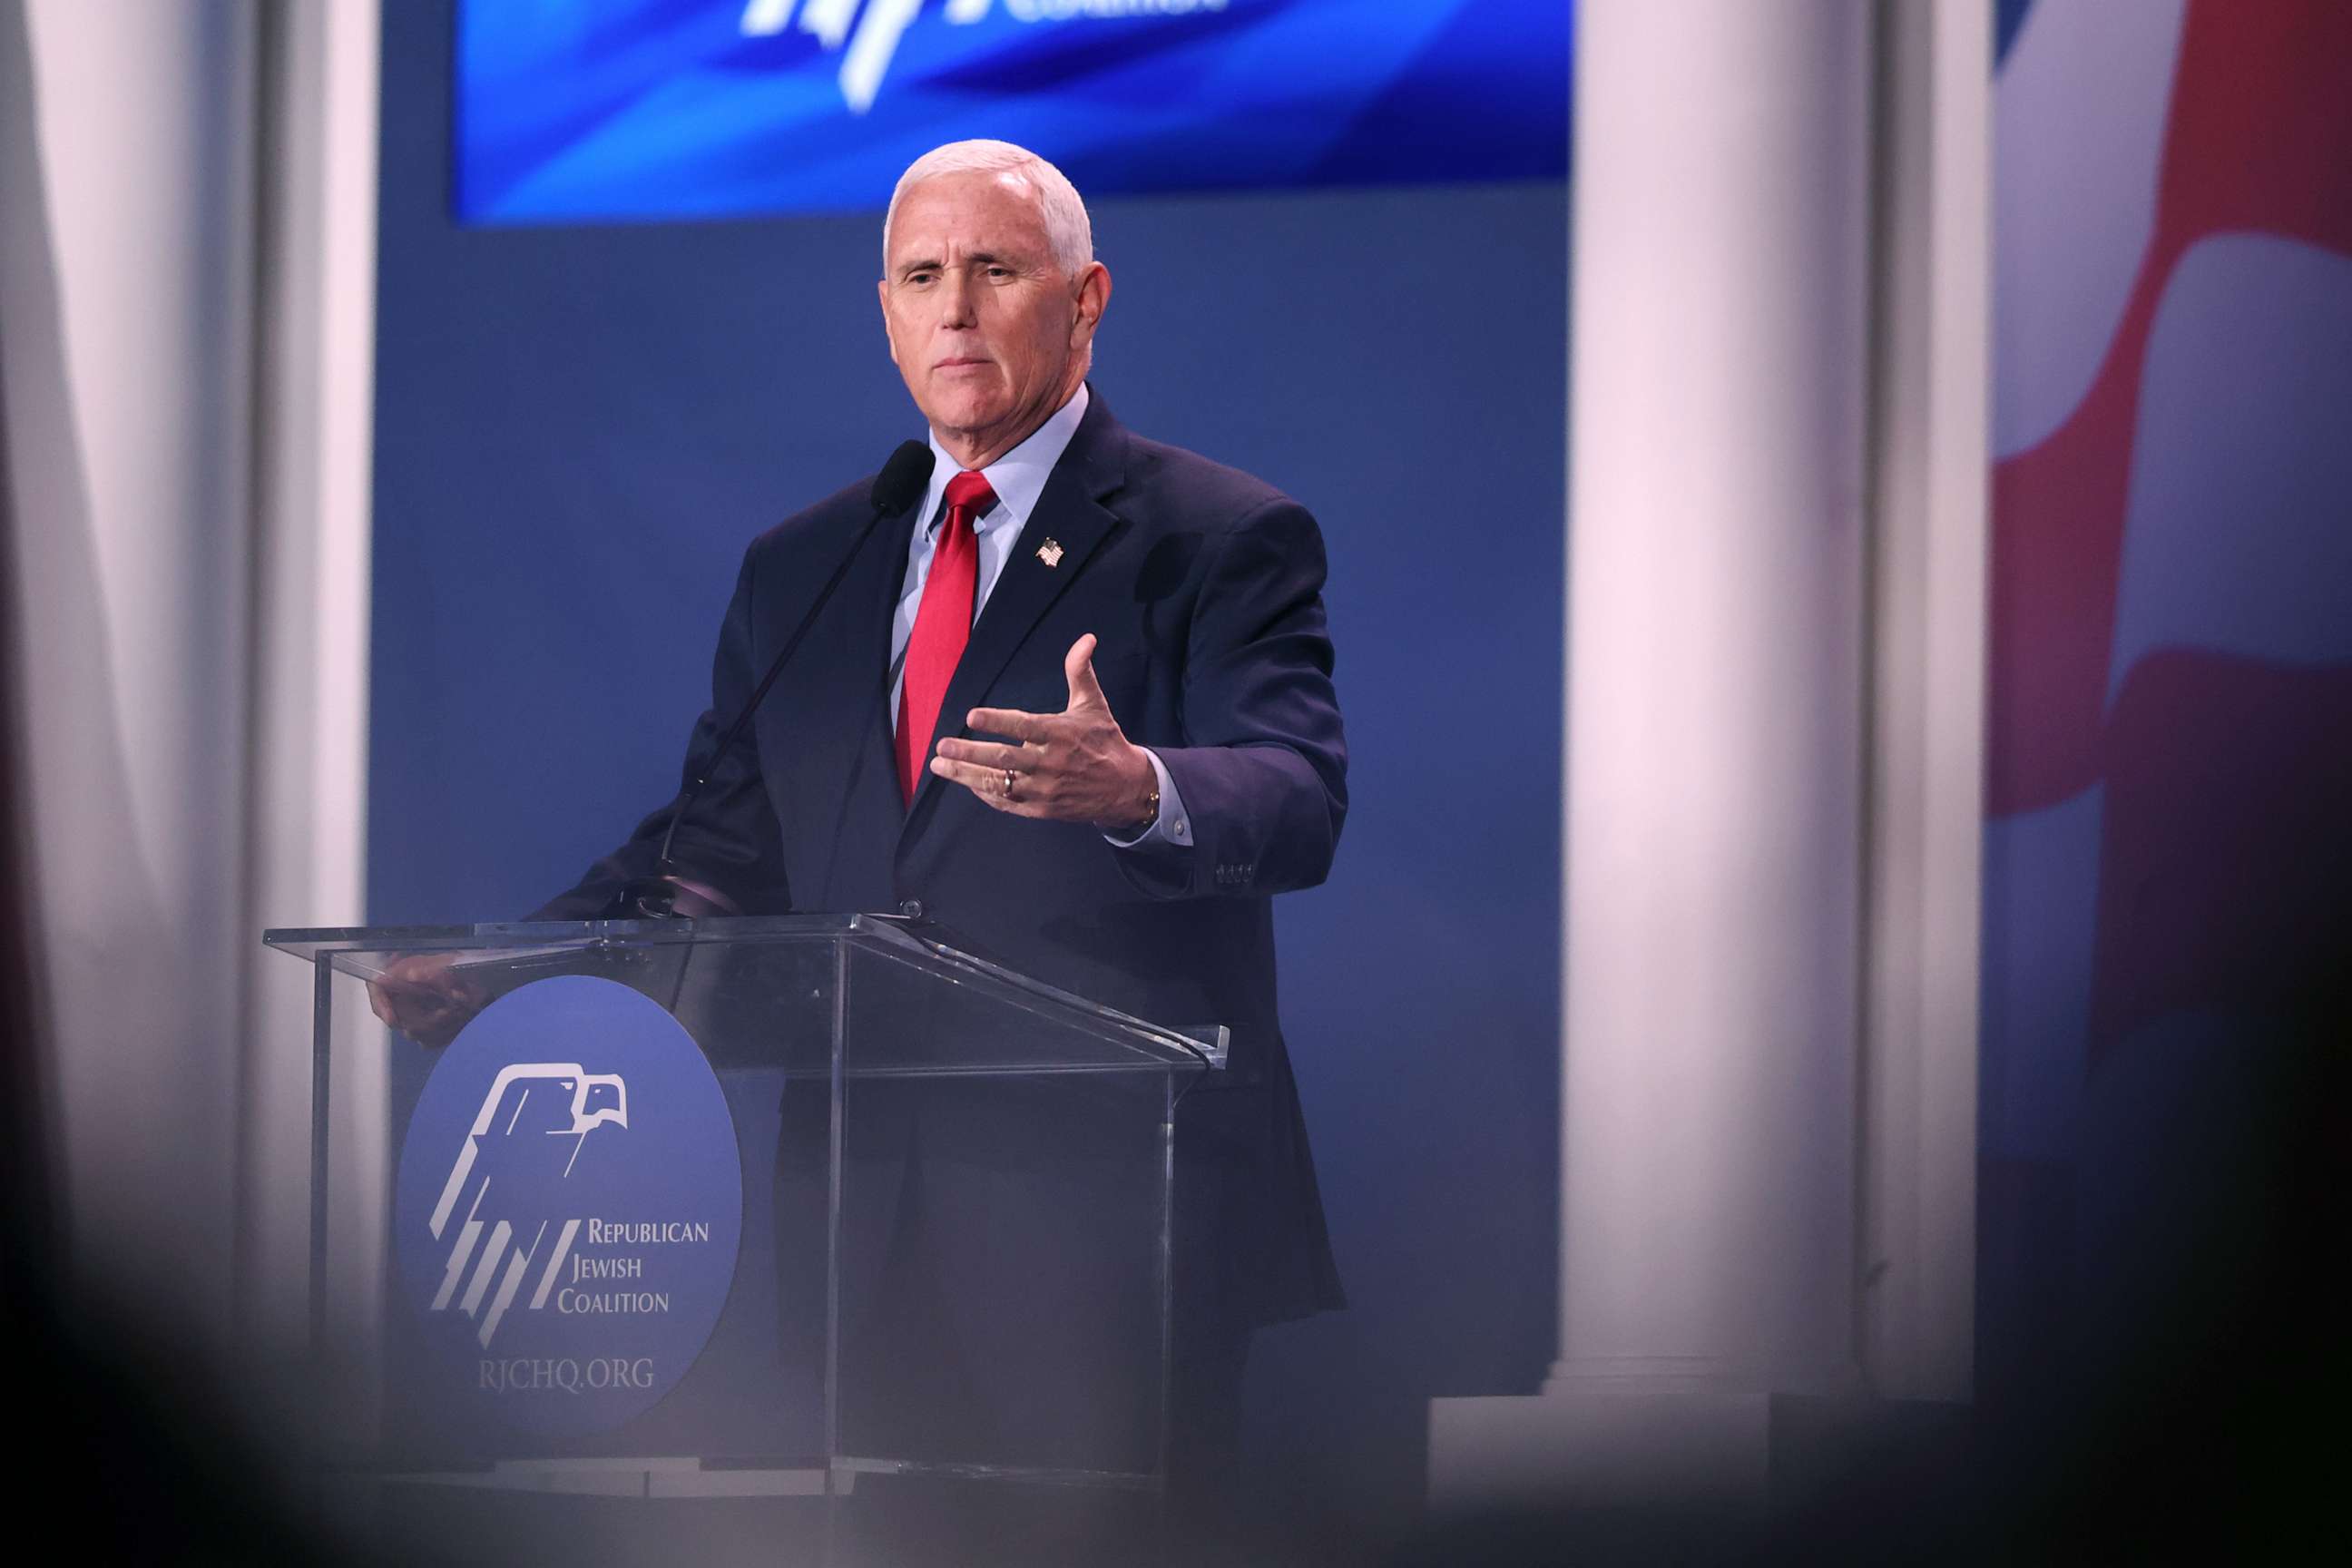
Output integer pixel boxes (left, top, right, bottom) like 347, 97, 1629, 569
1102, 748, 1192, 852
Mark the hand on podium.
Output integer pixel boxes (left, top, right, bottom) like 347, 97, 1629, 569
366, 953, 486, 1048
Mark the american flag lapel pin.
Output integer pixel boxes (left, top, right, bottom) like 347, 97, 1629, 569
1036, 537, 1064, 568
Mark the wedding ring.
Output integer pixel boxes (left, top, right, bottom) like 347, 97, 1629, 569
1002, 768, 1017, 799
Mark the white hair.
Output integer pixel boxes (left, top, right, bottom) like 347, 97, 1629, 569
882, 140, 1094, 277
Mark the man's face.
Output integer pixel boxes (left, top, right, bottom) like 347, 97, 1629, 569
879, 170, 1109, 466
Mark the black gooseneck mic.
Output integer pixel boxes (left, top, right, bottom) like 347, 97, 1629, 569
622, 440, 936, 918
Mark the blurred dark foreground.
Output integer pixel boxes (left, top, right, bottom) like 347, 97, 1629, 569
5, 854, 2337, 1567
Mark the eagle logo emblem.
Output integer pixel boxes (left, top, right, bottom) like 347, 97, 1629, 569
425, 1063, 630, 1349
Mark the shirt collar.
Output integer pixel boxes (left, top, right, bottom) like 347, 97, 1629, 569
917, 382, 1091, 540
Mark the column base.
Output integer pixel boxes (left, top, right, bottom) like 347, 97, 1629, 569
1428, 1369, 1771, 1513
1429, 1375, 1974, 1521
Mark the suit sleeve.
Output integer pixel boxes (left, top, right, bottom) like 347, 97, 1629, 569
529, 545, 792, 920
1115, 497, 1348, 900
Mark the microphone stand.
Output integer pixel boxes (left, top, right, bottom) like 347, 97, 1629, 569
611, 441, 935, 921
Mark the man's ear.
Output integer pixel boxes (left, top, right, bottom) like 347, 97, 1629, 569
1070, 261, 1112, 350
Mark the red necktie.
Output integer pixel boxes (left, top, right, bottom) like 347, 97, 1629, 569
897, 470, 996, 803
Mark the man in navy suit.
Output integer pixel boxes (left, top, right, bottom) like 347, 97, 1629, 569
376, 139, 1344, 1520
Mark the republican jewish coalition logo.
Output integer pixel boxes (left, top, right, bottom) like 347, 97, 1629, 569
393, 975, 743, 1436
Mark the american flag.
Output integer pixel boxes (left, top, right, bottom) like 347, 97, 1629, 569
1984, 0, 2351, 1151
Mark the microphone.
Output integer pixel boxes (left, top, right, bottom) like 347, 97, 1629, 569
619, 440, 936, 918
867, 438, 936, 517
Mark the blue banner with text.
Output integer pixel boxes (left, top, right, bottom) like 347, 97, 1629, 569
457, 0, 1572, 224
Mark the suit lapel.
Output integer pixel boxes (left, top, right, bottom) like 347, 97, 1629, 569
787, 497, 916, 887
903, 393, 1130, 827
857, 505, 916, 776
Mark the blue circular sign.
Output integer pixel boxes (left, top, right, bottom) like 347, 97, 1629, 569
392, 975, 743, 1436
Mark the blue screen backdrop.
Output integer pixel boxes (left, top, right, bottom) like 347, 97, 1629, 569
389, 0, 1566, 1550
458, 0, 1572, 223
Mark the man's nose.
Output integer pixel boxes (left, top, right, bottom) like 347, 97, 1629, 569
939, 268, 977, 328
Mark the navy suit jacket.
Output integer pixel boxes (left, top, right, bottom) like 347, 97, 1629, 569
540, 391, 1347, 1328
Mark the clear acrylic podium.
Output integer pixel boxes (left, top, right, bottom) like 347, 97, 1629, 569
262, 914, 1223, 1526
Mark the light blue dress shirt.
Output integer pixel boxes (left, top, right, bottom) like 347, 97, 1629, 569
889, 384, 1191, 850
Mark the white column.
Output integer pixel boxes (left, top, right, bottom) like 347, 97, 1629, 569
1857, 0, 1987, 1406
1433, 0, 1877, 1505
1, 0, 379, 1381
2, 0, 260, 1344
238, 0, 382, 1367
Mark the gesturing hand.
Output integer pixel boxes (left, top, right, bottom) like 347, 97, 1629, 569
930, 633, 1159, 833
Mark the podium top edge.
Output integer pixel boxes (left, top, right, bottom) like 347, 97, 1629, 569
260, 914, 1230, 1069
262, 913, 880, 955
